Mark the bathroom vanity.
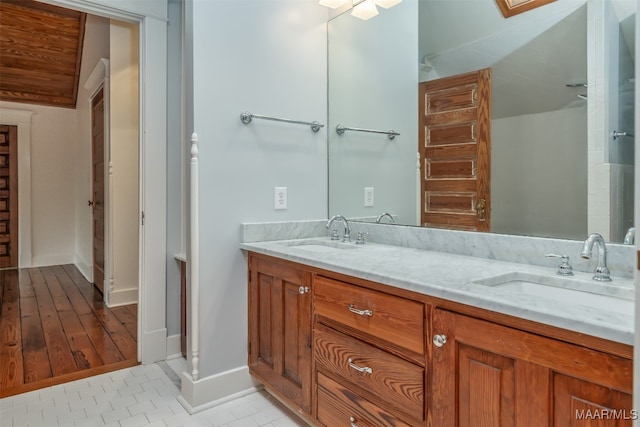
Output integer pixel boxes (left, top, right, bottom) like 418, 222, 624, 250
243, 229, 634, 427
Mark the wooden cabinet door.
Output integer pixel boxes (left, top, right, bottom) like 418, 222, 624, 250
419, 69, 491, 231
248, 255, 312, 414
554, 374, 633, 426
432, 309, 633, 427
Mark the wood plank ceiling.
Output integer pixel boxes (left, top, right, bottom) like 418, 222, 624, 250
0, 0, 86, 109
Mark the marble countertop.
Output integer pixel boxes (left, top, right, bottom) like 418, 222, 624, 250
241, 238, 635, 345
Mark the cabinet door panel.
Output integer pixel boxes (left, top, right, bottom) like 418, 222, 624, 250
432, 309, 633, 427
458, 344, 515, 427
554, 374, 633, 426
257, 272, 276, 367
282, 279, 310, 386
432, 309, 524, 427
248, 256, 311, 414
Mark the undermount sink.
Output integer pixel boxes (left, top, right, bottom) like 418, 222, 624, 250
277, 238, 359, 251
473, 272, 634, 313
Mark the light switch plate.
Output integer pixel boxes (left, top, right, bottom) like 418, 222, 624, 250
275, 187, 287, 210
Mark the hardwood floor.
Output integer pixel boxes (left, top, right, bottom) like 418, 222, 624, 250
0, 264, 138, 397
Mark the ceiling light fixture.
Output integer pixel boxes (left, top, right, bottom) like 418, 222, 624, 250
318, 0, 349, 8
318, 0, 401, 20
375, 0, 402, 8
351, 0, 379, 20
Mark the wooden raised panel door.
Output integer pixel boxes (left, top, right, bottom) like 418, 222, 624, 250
554, 374, 633, 426
419, 68, 491, 231
0, 125, 18, 268
432, 311, 519, 427
248, 255, 312, 414
432, 309, 633, 427
91, 89, 105, 293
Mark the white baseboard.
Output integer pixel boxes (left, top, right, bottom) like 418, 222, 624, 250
74, 255, 92, 282
178, 366, 261, 414
141, 328, 167, 365
107, 287, 139, 307
31, 254, 75, 268
166, 334, 182, 359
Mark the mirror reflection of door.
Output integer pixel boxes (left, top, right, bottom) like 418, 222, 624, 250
419, 68, 491, 231
91, 88, 105, 293
0, 125, 18, 268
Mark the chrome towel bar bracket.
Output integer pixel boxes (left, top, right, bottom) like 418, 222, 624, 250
612, 130, 634, 140
240, 111, 324, 133
336, 124, 400, 140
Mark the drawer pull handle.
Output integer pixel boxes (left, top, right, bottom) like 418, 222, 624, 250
348, 304, 373, 316
348, 358, 373, 374
350, 417, 361, 427
433, 334, 447, 347
298, 286, 309, 294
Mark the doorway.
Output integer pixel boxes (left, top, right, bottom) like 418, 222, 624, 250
91, 89, 105, 293
0, 125, 18, 269
0, 0, 168, 374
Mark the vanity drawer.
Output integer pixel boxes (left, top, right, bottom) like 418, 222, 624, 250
314, 324, 424, 421
314, 276, 425, 355
317, 372, 414, 427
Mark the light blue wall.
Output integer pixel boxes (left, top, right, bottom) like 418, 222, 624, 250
187, 0, 328, 377
328, 1, 419, 225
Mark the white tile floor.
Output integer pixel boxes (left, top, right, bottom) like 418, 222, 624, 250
0, 358, 307, 427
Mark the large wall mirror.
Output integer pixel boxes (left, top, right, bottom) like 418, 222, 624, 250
328, 0, 635, 243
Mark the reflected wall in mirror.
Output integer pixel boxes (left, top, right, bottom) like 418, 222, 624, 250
328, 0, 635, 243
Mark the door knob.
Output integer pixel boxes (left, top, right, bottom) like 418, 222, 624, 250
433, 334, 447, 347
88, 200, 94, 207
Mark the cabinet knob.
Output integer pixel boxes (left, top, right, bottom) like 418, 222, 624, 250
350, 417, 361, 427
298, 286, 309, 295
433, 334, 447, 347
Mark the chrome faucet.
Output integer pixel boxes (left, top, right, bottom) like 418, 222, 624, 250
326, 215, 351, 242
623, 227, 635, 245
580, 233, 611, 281
375, 212, 395, 224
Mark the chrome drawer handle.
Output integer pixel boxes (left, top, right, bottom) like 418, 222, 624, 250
348, 358, 373, 374
350, 417, 360, 427
348, 304, 373, 316
298, 286, 309, 294
433, 334, 447, 347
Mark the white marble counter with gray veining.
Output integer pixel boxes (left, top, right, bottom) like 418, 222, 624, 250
241, 235, 635, 346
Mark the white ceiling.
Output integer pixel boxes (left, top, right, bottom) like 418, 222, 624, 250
419, 0, 634, 119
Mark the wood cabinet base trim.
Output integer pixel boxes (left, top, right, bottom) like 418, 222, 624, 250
253, 377, 318, 426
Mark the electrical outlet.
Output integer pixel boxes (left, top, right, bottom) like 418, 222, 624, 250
274, 187, 287, 210
364, 187, 374, 207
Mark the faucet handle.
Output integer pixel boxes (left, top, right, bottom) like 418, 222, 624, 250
545, 253, 574, 276
329, 228, 340, 241
342, 227, 351, 243
355, 232, 369, 245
